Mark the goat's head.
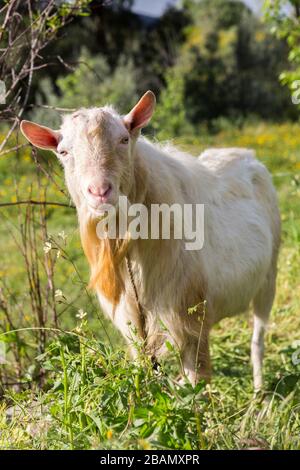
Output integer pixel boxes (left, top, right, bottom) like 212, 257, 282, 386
20, 91, 156, 218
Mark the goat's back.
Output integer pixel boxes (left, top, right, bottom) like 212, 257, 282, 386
195, 147, 280, 322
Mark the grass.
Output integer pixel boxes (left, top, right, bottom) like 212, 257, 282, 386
0, 121, 299, 449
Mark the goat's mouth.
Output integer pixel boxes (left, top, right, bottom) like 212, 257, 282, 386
86, 193, 118, 218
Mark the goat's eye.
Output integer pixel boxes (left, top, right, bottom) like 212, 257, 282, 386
59, 150, 68, 157
120, 136, 129, 145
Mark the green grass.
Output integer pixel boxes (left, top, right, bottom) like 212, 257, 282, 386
0, 122, 300, 449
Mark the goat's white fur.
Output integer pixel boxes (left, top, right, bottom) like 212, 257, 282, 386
96, 140, 280, 389
20, 98, 281, 390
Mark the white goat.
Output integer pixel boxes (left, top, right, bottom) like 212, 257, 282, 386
21, 91, 281, 390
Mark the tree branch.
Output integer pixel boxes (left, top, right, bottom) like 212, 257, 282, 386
0, 200, 75, 209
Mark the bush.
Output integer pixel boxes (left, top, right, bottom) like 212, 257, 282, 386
30, 49, 138, 127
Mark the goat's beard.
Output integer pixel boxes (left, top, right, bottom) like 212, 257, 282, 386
80, 216, 130, 305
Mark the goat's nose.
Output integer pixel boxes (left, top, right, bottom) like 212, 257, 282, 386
88, 182, 112, 198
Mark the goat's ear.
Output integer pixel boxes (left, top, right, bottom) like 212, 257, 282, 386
124, 91, 156, 133
20, 120, 60, 151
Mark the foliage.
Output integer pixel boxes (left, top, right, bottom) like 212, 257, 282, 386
30, 49, 138, 127
0, 0, 94, 153
56, 51, 137, 111
14, 0, 296, 133
264, 0, 300, 103
154, 0, 296, 132
152, 68, 193, 139
25, 1, 189, 112
2, 325, 300, 450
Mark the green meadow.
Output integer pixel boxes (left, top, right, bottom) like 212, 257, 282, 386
0, 122, 299, 449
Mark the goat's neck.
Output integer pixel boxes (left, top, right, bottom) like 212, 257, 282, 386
128, 138, 176, 208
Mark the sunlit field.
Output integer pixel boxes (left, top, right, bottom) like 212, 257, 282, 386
0, 122, 299, 449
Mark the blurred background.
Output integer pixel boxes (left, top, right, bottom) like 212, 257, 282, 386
13, 0, 300, 132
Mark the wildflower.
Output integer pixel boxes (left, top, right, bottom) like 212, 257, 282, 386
58, 230, 67, 241
43, 242, 52, 254
138, 439, 151, 450
76, 309, 87, 320
55, 289, 63, 299
106, 429, 113, 440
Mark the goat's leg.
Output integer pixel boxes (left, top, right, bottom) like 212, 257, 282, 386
181, 330, 211, 386
251, 315, 267, 391
251, 264, 277, 391
97, 292, 144, 358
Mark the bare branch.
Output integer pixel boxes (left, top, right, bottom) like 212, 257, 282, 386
0, 143, 28, 156
0, 0, 94, 154
0, 200, 75, 209
28, 104, 76, 112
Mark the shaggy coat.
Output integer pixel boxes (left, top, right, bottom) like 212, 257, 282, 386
21, 91, 281, 389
